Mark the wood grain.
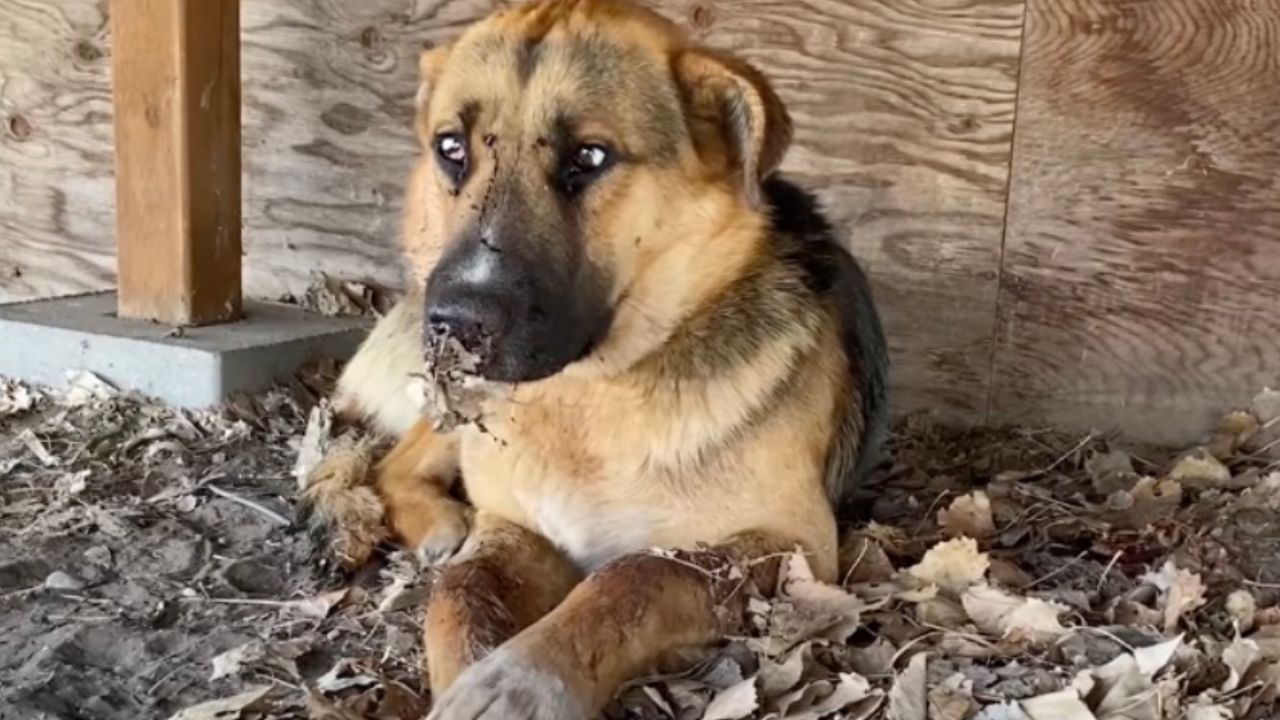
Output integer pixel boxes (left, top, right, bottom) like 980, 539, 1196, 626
655, 0, 1026, 422
236, 0, 498, 301
0, 0, 499, 305
990, 0, 1280, 443
0, 0, 1022, 424
0, 0, 116, 301
112, 0, 242, 325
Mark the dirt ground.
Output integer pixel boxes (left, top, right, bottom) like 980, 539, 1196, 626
2, 369, 1280, 720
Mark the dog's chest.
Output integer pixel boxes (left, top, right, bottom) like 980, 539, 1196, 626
516, 490, 660, 571
461, 417, 670, 570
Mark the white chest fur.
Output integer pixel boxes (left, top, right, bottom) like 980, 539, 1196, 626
514, 489, 660, 572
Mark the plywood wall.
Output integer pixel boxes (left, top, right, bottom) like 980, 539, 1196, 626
990, 0, 1280, 444
1, 0, 1278, 443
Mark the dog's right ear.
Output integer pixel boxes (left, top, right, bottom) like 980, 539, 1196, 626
674, 47, 793, 208
414, 43, 453, 142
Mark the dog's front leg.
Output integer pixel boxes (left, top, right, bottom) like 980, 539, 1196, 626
427, 531, 801, 720
425, 513, 584, 696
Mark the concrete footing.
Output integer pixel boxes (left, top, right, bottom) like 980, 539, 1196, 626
0, 292, 370, 408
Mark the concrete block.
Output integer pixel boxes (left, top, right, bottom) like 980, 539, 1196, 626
0, 292, 372, 408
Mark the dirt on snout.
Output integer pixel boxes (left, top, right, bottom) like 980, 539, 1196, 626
411, 329, 493, 435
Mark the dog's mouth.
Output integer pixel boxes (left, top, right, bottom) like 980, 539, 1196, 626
569, 304, 616, 365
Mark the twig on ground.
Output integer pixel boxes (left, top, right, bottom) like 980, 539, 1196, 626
1041, 432, 1096, 475
1023, 550, 1089, 590
1096, 550, 1124, 595
206, 484, 291, 527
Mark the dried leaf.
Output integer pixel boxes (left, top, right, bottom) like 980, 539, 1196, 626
315, 658, 379, 694
1019, 688, 1095, 720
298, 271, 381, 317
1106, 477, 1183, 530
975, 702, 1031, 720
887, 652, 927, 720
862, 522, 907, 554
1220, 637, 1261, 692
1142, 561, 1206, 633
286, 588, 348, 619
1130, 635, 1183, 676
961, 584, 1069, 645
43, 570, 85, 592
907, 537, 989, 595
916, 596, 969, 630
306, 692, 367, 720
209, 639, 310, 681
1243, 660, 1280, 704
782, 673, 878, 720
1209, 410, 1259, 458
928, 673, 977, 720
0, 379, 37, 416
702, 676, 758, 720
166, 686, 274, 720
988, 558, 1036, 590
1183, 702, 1233, 720
1087, 450, 1137, 495
62, 369, 117, 406
938, 492, 996, 539
1251, 624, 1280, 660
1089, 653, 1162, 720
838, 534, 896, 584
811, 673, 875, 715
18, 429, 58, 467
1167, 449, 1231, 489
846, 638, 896, 677
1252, 387, 1280, 424
768, 554, 871, 648
1226, 590, 1257, 632
294, 403, 334, 491
55, 469, 90, 497
1239, 472, 1280, 510
758, 643, 808, 699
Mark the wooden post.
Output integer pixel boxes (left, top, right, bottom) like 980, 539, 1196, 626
110, 0, 242, 326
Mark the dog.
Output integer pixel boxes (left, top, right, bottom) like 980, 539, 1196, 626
302, 1, 889, 717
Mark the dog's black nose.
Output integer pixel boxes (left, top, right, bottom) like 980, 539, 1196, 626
426, 292, 508, 355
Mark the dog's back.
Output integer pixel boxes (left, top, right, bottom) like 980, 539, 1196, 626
758, 177, 890, 507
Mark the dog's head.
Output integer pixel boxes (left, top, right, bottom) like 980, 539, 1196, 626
405, 0, 792, 383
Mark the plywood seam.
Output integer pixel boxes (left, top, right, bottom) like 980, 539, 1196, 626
982, 0, 1032, 426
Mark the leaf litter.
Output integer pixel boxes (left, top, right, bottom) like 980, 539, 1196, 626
3, 373, 1280, 719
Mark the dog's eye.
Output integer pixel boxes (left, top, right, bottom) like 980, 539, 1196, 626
560, 144, 613, 197
435, 133, 468, 168
570, 144, 610, 175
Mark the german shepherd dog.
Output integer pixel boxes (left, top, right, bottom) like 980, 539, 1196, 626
302, 1, 889, 717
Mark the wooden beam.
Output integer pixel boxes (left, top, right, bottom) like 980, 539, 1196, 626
110, 0, 242, 326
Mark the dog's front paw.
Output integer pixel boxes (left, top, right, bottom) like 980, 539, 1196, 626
386, 492, 471, 567
298, 435, 389, 571
427, 648, 587, 720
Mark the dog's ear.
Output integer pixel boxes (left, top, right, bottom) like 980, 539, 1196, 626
674, 48, 793, 206
414, 43, 453, 142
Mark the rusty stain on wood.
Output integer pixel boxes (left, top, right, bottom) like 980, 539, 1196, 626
989, 0, 1280, 443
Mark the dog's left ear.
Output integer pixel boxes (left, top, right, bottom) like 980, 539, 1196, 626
674, 48, 793, 207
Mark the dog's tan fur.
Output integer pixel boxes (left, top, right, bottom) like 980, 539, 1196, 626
302, 1, 888, 717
